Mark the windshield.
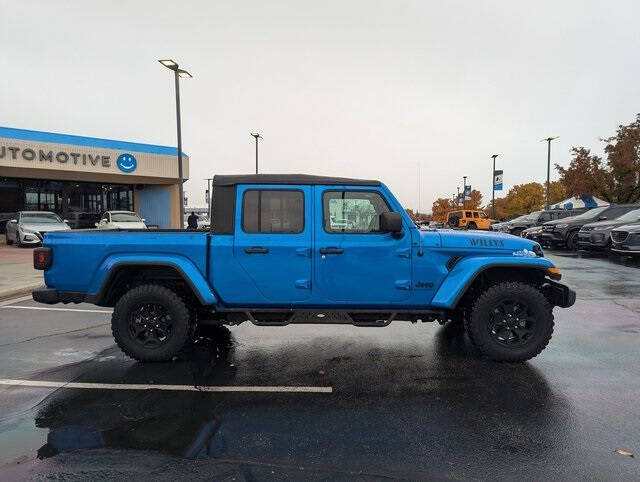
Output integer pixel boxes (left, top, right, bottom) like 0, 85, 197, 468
21, 213, 62, 224
111, 212, 142, 222
615, 208, 640, 222
508, 215, 529, 223
566, 206, 608, 221
524, 211, 542, 221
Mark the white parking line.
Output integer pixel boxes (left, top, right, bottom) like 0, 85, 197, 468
0, 306, 112, 314
0, 379, 333, 393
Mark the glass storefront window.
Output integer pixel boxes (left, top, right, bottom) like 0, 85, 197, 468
0, 177, 134, 224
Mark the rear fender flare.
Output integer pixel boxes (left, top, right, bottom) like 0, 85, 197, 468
90, 254, 217, 305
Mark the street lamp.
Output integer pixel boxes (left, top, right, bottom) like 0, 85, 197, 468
457, 186, 460, 206
158, 58, 192, 229
491, 154, 499, 219
251, 133, 262, 174
541, 136, 559, 210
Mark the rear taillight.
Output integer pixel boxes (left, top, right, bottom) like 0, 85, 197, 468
33, 247, 52, 270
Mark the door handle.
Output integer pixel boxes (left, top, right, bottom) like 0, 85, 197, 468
245, 247, 269, 254
319, 247, 344, 255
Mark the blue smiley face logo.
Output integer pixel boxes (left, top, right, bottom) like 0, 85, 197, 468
117, 153, 137, 173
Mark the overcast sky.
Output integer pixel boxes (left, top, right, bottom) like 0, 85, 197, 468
2, 0, 639, 212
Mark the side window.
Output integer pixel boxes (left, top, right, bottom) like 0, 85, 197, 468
605, 207, 629, 219
473, 212, 479, 218
242, 190, 304, 233
465, 211, 472, 218
323, 191, 390, 233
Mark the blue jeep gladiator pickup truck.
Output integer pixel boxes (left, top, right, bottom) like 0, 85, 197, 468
32, 174, 575, 362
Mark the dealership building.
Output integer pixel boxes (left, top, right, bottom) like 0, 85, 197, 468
0, 127, 189, 229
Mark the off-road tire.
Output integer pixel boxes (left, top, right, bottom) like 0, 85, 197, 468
466, 222, 477, 230
6, 233, 13, 245
566, 230, 579, 251
465, 281, 554, 362
112, 284, 192, 362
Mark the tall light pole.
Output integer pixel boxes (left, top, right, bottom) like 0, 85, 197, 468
251, 133, 262, 174
457, 186, 460, 206
542, 136, 559, 210
158, 59, 192, 229
463, 176, 467, 209
491, 154, 499, 219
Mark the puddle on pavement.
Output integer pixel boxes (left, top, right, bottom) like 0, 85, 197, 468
0, 417, 49, 465
0, 326, 236, 464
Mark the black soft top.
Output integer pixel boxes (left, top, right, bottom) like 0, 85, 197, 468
212, 174, 381, 187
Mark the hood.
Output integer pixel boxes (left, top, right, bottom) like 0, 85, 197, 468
582, 219, 627, 230
613, 223, 640, 233
543, 215, 585, 226
431, 229, 541, 255
21, 222, 70, 233
110, 222, 147, 229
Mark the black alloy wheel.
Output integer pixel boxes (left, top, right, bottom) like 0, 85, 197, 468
128, 303, 173, 348
465, 281, 554, 362
487, 299, 535, 346
112, 284, 191, 362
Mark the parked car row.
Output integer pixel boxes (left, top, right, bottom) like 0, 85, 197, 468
4, 210, 148, 247
517, 204, 640, 256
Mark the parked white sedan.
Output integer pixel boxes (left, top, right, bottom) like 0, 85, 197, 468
5, 211, 71, 246
95, 211, 147, 230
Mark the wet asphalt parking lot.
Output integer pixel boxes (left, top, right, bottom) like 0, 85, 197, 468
0, 251, 639, 480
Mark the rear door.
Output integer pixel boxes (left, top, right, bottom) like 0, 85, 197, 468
233, 185, 312, 303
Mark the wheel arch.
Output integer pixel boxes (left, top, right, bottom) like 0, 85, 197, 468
92, 259, 216, 307
431, 260, 553, 310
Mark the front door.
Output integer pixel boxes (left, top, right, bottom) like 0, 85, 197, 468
315, 187, 412, 304
233, 185, 312, 303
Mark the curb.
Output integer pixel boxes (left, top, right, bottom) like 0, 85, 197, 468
0, 283, 43, 303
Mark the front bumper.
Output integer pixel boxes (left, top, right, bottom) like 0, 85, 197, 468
544, 281, 576, 308
540, 230, 566, 245
32, 288, 90, 304
577, 231, 610, 249
19, 231, 43, 245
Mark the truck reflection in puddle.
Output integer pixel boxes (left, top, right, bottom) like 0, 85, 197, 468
35, 326, 235, 460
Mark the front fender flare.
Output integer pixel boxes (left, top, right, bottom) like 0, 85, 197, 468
89, 254, 217, 305
430, 256, 555, 309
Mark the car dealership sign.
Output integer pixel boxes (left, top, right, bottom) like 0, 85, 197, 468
0, 144, 115, 168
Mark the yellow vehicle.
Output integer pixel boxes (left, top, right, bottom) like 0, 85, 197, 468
447, 210, 492, 230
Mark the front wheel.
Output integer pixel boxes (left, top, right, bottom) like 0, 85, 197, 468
465, 282, 554, 362
566, 230, 579, 250
111, 284, 192, 362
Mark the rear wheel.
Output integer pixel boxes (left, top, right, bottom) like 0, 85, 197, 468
467, 222, 477, 230
111, 284, 192, 362
6, 232, 13, 245
465, 282, 554, 362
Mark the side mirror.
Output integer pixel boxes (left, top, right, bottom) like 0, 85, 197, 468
380, 212, 403, 235
9, 219, 17, 224
141, 218, 146, 222
63, 219, 69, 224
94, 222, 99, 227
598, 216, 608, 220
